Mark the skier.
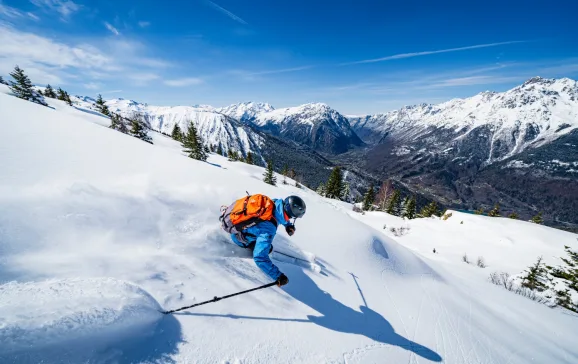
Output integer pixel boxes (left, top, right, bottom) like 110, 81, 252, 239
220, 195, 306, 287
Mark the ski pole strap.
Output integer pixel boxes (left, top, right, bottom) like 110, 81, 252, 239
162, 281, 277, 314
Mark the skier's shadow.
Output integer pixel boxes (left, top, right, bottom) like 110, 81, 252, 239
283, 268, 442, 362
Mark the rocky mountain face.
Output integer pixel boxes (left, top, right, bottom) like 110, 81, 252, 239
224, 102, 364, 154
345, 77, 578, 226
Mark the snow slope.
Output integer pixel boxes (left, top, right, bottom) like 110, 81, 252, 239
1, 87, 578, 363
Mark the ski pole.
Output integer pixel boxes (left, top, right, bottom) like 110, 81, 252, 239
162, 281, 277, 314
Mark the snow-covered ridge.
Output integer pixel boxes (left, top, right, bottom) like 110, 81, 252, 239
352, 76, 577, 134
96, 96, 361, 154
216, 101, 275, 123
101, 98, 264, 156
350, 77, 578, 161
254, 103, 333, 127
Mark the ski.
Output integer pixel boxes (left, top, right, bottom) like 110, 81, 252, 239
271, 251, 321, 273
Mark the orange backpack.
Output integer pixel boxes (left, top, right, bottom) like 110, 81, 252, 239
220, 194, 276, 234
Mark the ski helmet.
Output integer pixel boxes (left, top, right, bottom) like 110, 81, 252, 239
284, 195, 306, 218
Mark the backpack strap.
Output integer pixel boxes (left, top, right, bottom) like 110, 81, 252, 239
233, 196, 251, 217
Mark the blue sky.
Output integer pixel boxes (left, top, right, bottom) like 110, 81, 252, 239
1, 0, 577, 114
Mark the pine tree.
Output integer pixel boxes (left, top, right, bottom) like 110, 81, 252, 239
488, 203, 501, 217
474, 207, 485, 215
0, 75, 5, 85
245, 151, 254, 164
403, 196, 417, 219
182, 121, 206, 160
341, 183, 351, 202
129, 114, 152, 144
431, 201, 441, 217
44, 84, 56, 98
171, 123, 183, 141
110, 113, 128, 133
64, 91, 73, 106
421, 201, 440, 218
549, 246, 578, 312
386, 190, 400, 215
521, 257, 548, 291
217, 144, 223, 156
288, 168, 297, 179
263, 160, 277, 185
110, 113, 120, 130
550, 246, 578, 292
400, 196, 409, 217
227, 149, 236, 161
508, 212, 519, 219
362, 184, 375, 211
316, 183, 326, 196
204, 144, 210, 154
9, 65, 36, 102
95, 94, 110, 115
554, 289, 576, 312
325, 167, 343, 199
57, 87, 66, 101
531, 212, 543, 224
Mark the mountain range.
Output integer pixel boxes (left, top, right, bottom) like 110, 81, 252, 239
76, 77, 578, 227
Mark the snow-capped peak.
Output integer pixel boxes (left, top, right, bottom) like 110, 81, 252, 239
349, 76, 578, 161
217, 101, 275, 122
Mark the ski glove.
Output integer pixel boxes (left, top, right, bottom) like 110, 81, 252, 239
276, 273, 289, 287
285, 224, 296, 236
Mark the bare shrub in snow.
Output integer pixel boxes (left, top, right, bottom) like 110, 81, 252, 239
389, 226, 410, 237
489, 272, 553, 306
462, 254, 469, 264
352, 205, 363, 213
489, 272, 513, 290
442, 212, 453, 220
477, 256, 486, 268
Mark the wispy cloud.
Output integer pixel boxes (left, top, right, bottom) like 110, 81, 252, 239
138, 21, 150, 28
104, 22, 120, 36
250, 66, 314, 76
30, 0, 81, 19
83, 82, 101, 90
0, 24, 113, 70
205, 0, 247, 25
127, 72, 160, 86
164, 77, 203, 87
0, 2, 39, 20
102, 89, 123, 94
27, 12, 40, 20
342, 41, 527, 65
230, 65, 314, 81
0, 25, 172, 87
425, 75, 524, 88
305, 62, 553, 103
0, 2, 23, 18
